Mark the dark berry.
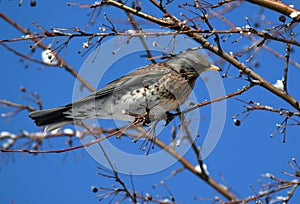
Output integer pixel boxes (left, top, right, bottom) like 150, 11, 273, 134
91, 186, 98, 193
233, 119, 241, 126
30, 0, 37, 7
279, 15, 286, 23
136, 5, 142, 11
20, 86, 26, 92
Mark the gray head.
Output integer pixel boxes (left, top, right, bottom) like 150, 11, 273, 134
165, 50, 221, 74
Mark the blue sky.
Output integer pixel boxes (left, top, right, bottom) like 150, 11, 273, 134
1, 1, 300, 203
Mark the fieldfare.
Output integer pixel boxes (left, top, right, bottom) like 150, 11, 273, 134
29, 50, 221, 131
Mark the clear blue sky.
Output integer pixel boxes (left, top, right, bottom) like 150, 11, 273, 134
1, 1, 300, 203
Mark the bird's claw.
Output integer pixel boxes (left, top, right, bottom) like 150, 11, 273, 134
142, 114, 151, 126
164, 111, 175, 126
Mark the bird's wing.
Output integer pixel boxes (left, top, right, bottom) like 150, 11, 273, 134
70, 63, 171, 106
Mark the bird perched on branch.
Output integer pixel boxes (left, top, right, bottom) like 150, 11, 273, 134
29, 50, 221, 131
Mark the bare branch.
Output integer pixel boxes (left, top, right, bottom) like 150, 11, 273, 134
245, 0, 300, 22
0, 99, 36, 112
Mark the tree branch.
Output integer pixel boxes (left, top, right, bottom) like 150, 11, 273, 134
245, 0, 300, 22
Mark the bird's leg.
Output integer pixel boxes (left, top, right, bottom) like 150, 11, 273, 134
140, 83, 153, 126
142, 107, 151, 126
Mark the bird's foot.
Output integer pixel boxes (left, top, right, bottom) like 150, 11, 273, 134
127, 109, 151, 127
142, 114, 151, 126
141, 107, 152, 126
164, 111, 175, 126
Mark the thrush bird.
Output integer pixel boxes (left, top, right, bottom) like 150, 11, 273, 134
29, 51, 221, 131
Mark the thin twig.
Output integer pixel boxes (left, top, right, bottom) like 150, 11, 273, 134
179, 83, 255, 116
122, 1, 156, 63
0, 99, 36, 112
283, 42, 291, 92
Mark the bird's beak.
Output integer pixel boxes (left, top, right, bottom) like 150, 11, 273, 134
207, 64, 222, 72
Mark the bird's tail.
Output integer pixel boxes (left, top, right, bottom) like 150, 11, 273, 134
29, 106, 74, 132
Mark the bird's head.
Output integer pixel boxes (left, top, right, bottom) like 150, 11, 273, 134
165, 50, 221, 75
